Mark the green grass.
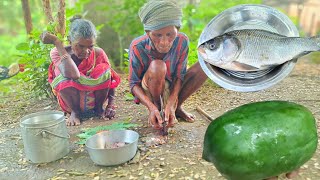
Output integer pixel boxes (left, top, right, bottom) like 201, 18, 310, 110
309, 52, 320, 64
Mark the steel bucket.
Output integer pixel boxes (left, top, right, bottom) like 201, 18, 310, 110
198, 4, 299, 92
20, 111, 70, 163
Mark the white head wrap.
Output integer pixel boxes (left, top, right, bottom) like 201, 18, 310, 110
138, 0, 183, 31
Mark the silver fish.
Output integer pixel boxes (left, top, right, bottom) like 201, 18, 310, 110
198, 29, 320, 71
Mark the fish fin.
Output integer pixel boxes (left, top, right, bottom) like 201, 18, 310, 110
308, 35, 320, 50
231, 62, 260, 71
292, 51, 312, 59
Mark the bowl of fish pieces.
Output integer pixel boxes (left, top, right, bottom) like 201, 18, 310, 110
198, 4, 300, 92
85, 130, 139, 166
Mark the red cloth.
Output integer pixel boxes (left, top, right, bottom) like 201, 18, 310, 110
48, 47, 120, 113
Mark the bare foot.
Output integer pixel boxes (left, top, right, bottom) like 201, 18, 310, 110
286, 169, 299, 179
94, 107, 105, 118
175, 107, 195, 122
66, 111, 81, 126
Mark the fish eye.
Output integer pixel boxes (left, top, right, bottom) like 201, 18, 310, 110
209, 43, 216, 50
205, 39, 218, 50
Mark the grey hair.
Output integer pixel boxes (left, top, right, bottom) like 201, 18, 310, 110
68, 18, 97, 42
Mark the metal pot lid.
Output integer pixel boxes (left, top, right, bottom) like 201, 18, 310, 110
197, 4, 299, 92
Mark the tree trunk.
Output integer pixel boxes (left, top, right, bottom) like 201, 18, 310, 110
21, 0, 33, 34
189, 0, 195, 4
42, 0, 54, 23
56, 0, 66, 37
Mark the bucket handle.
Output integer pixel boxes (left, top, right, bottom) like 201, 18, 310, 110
36, 130, 70, 139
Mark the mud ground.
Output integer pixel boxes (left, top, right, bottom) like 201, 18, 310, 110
0, 59, 319, 180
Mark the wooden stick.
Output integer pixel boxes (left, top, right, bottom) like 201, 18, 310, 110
139, 151, 151, 162
196, 106, 215, 122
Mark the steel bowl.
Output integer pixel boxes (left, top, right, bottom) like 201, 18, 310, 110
198, 4, 299, 92
85, 130, 139, 166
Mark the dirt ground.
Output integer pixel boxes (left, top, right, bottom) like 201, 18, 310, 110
0, 59, 319, 180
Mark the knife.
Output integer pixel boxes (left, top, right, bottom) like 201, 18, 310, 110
160, 95, 168, 136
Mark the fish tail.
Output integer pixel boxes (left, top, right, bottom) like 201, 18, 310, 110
312, 36, 320, 50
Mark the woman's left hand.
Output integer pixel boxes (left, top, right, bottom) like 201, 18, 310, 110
105, 105, 116, 119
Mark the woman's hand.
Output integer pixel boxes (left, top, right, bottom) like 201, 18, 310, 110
105, 105, 116, 119
40, 31, 59, 44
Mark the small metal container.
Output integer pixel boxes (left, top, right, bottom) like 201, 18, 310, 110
198, 4, 299, 92
85, 130, 139, 166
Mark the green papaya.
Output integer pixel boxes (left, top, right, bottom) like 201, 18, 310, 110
203, 101, 318, 180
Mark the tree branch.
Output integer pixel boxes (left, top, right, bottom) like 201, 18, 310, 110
56, 0, 66, 37
21, 0, 33, 35
42, 0, 54, 23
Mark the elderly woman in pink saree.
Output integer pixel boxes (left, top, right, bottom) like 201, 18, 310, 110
41, 17, 120, 126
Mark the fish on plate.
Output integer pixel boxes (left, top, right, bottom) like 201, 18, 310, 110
198, 29, 320, 71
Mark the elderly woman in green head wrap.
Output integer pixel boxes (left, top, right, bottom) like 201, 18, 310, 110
128, 0, 207, 131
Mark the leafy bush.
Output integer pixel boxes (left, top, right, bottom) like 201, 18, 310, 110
0, 33, 27, 97
14, 0, 90, 99
16, 32, 53, 99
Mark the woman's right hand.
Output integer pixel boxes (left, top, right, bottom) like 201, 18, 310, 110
40, 31, 58, 44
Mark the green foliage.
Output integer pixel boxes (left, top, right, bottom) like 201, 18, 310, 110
309, 52, 320, 64
97, 0, 146, 70
13, 0, 91, 99
76, 121, 139, 145
0, 34, 26, 66
125, 92, 135, 101
16, 31, 53, 99
65, 0, 91, 35
1, 1, 26, 35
